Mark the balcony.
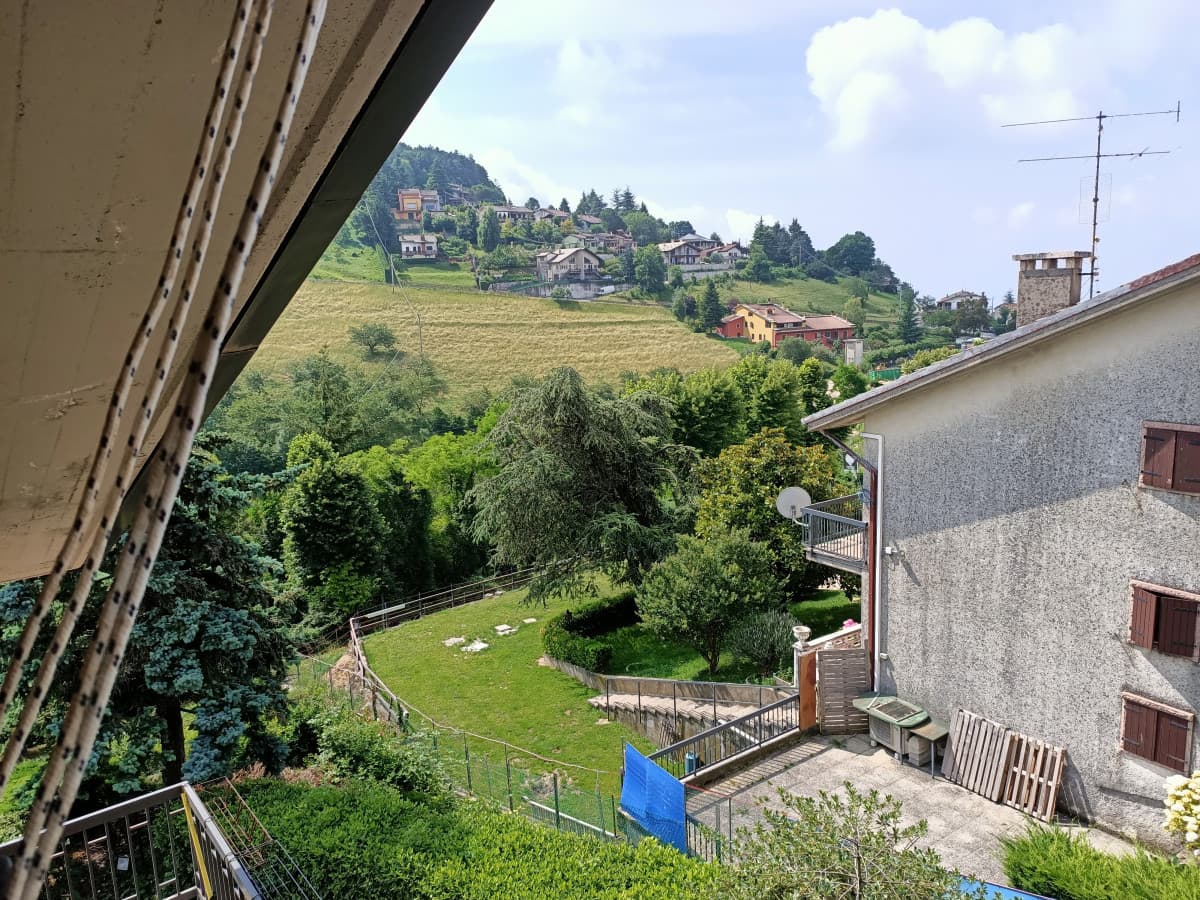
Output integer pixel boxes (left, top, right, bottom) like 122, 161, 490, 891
801, 493, 868, 574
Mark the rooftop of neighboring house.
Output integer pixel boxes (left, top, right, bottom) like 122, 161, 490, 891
538, 207, 570, 217
677, 232, 711, 242
657, 240, 701, 252
576, 214, 604, 225
399, 233, 438, 243
713, 242, 745, 253
804, 251, 1200, 431
719, 313, 744, 324
537, 247, 598, 264
398, 188, 441, 200
936, 289, 985, 305
737, 302, 806, 324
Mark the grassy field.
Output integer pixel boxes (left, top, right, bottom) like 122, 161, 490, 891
255, 280, 740, 405
362, 585, 651, 798
604, 589, 859, 681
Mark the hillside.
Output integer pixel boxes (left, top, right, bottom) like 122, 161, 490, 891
253, 275, 741, 405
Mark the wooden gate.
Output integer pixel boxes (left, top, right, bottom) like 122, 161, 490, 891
816, 647, 869, 734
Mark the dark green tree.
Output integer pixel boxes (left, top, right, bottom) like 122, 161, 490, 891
727, 354, 808, 442
424, 159, 447, 195
636, 530, 781, 674
744, 245, 773, 282
623, 211, 661, 246
787, 219, 815, 266
525, 196, 540, 210
825, 231, 876, 275
633, 244, 667, 293
469, 367, 682, 601
558, 197, 571, 213
619, 247, 637, 282
670, 290, 695, 321
477, 206, 501, 251
669, 265, 685, 289
626, 367, 745, 458
954, 296, 991, 335
796, 357, 832, 419
897, 294, 921, 343
620, 187, 637, 213
776, 337, 813, 365
698, 278, 724, 329
842, 296, 866, 334
831, 364, 869, 400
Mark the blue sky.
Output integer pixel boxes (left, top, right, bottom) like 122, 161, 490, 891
404, 1, 1198, 299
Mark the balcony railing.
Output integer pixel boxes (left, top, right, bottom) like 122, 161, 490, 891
647, 693, 800, 780
802, 493, 868, 574
0, 780, 317, 900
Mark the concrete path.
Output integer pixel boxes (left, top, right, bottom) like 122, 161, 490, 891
587, 693, 758, 723
695, 734, 1135, 886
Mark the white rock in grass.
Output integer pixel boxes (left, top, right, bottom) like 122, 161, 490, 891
523, 618, 537, 624
463, 639, 489, 653
442, 636, 466, 647
494, 624, 511, 633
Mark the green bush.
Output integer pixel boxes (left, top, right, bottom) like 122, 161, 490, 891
1002, 825, 1200, 900
540, 591, 638, 670
240, 778, 719, 900
317, 716, 450, 800
863, 336, 952, 367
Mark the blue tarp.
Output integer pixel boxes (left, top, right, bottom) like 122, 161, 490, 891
959, 877, 1054, 899
620, 743, 687, 852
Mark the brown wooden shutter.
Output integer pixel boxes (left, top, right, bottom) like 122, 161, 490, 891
1122, 699, 1157, 760
1175, 433, 1200, 495
1129, 587, 1158, 649
1159, 598, 1200, 659
1142, 428, 1177, 490
1156, 712, 1191, 773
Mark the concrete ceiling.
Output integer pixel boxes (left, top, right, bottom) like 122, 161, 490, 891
0, 0, 491, 583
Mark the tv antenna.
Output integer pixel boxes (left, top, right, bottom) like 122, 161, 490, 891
1003, 101, 1180, 299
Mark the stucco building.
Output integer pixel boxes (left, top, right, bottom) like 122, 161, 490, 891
399, 233, 438, 259
396, 188, 441, 222
535, 247, 602, 282
801, 251, 1200, 846
719, 303, 854, 348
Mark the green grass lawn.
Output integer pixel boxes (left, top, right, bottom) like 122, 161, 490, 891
309, 244, 385, 282
362, 585, 651, 798
254, 280, 739, 406
603, 589, 861, 682
0, 757, 45, 840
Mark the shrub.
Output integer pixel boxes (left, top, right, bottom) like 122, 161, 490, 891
317, 716, 450, 800
1002, 824, 1200, 900
540, 591, 638, 670
863, 337, 952, 368
900, 345, 958, 375
728, 609, 798, 677
802, 260, 837, 283
1164, 772, 1200, 854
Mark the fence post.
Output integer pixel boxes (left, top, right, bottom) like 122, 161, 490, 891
712, 684, 717, 725
611, 796, 618, 840
505, 748, 514, 812
553, 773, 561, 831
464, 733, 473, 792
605, 677, 610, 718
597, 788, 606, 838
637, 680, 641, 719
715, 802, 722, 863
673, 682, 678, 738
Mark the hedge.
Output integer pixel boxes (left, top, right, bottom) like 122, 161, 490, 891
1002, 825, 1200, 900
240, 778, 720, 900
540, 591, 638, 671
863, 336, 953, 368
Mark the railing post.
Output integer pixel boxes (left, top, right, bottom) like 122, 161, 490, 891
712, 684, 717, 724
464, 733, 472, 792
505, 748, 514, 812
673, 682, 678, 738
605, 676, 610, 718
553, 773, 561, 831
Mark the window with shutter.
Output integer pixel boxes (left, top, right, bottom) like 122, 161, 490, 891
1176, 433, 1200, 495
1157, 714, 1191, 773
1159, 596, 1200, 659
1122, 694, 1194, 774
1141, 427, 1177, 490
1129, 581, 1200, 658
1121, 698, 1156, 758
1129, 586, 1158, 649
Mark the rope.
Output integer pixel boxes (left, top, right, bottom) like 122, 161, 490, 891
10, 3, 326, 895
0, 0, 258, 789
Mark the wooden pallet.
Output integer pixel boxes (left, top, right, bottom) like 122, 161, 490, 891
942, 709, 1012, 802
1001, 732, 1066, 822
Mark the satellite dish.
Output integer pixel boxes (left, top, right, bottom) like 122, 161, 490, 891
775, 486, 812, 521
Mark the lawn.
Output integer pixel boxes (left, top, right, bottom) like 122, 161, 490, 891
254, 280, 739, 405
362, 585, 651, 798
0, 756, 45, 840
603, 589, 861, 682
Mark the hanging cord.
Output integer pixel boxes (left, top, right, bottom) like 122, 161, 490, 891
0, 0, 260, 780
0, 0, 263, 800
10, 3, 326, 895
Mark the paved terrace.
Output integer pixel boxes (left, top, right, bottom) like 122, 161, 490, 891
689, 735, 1134, 886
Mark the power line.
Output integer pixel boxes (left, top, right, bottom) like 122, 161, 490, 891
1005, 102, 1180, 299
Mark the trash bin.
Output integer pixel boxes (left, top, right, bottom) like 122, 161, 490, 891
684, 752, 699, 775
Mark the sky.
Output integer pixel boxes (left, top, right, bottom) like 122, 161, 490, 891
403, 0, 1199, 299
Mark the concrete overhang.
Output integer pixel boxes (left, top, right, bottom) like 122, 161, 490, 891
0, 0, 492, 583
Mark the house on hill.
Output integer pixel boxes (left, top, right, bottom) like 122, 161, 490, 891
575, 213, 604, 229
706, 242, 748, 262
399, 233, 439, 259
800, 249, 1200, 848
935, 289, 986, 310
658, 240, 704, 267
535, 207, 571, 222
722, 302, 855, 347
396, 188, 441, 222
536, 247, 602, 282
676, 232, 719, 251
494, 204, 535, 222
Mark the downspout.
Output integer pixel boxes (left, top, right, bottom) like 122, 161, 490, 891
817, 429, 882, 692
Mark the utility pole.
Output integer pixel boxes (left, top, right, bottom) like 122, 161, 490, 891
1004, 102, 1179, 299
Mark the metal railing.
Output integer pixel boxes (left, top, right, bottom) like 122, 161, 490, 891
0, 781, 280, 900
648, 693, 801, 780
802, 493, 868, 573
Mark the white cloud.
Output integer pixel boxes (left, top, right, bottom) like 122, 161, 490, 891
1006, 201, 1036, 228
804, 6, 1171, 149
725, 209, 774, 244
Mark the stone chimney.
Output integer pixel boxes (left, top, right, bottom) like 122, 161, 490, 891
1012, 251, 1092, 327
